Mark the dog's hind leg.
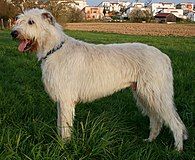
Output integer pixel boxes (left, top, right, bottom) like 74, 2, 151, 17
154, 96, 188, 151
57, 101, 75, 139
155, 99, 187, 151
57, 102, 61, 136
133, 81, 187, 151
132, 90, 163, 142
145, 113, 163, 142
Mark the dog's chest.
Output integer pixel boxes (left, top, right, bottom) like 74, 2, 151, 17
41, 60, 64, 101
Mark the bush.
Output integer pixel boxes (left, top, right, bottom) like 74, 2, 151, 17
129, 8, 152, 23
65, 8, 84, 23
0, 0, 18, 21
48, 6, 84, 23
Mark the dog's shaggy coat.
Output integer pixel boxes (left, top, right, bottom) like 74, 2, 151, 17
11, 8, 187, 151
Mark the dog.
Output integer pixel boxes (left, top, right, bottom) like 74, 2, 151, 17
11, 8, 187, 151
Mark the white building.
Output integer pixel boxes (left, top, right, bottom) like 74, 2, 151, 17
188, 12, 195, 21
119, 1, 131, 9
57, 0, 87, 10
160, 9, 184, 18
132, 2, 145, 8
110, 2, 121, 12
68, 0, 88, 10
151, 2, 175, 16
121, 2, 152, 19
128, 2, 145, 13
98, 1, 131, 13
177, 3, 194, 11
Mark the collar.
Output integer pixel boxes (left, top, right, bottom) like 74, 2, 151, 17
41, 41, 65, 61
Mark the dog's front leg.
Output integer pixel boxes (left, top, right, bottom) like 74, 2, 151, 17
57, 101, 75, 139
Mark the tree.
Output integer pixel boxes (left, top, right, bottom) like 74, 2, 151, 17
128, 8, 151, 22
0, 0, 17, 28
42, 0, 84, 23
103, 6, 106, 16
45, 0, 75, 20
11, 0, 42, 12
1, 0, 84, 25
65, 7, 84, 22
0, 0, 16, 19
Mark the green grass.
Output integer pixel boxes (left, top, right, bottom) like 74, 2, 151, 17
0, 29, 194, 160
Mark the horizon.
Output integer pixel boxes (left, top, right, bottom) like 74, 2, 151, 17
87, 0, 193, 6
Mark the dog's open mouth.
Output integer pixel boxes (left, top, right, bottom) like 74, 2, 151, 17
18, 38, 36, 52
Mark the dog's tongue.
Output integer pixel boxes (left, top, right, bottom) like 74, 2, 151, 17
18, 40, 29, 52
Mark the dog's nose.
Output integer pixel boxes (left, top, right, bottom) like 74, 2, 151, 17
11, 30, 19, 38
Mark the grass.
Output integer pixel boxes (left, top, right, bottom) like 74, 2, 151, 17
0, 29, 194, 160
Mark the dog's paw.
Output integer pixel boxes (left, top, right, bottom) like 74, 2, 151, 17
183, 130, 188, 140
143, 138, 153, 142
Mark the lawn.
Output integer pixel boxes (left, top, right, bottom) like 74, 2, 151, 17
0, 30, 194, 160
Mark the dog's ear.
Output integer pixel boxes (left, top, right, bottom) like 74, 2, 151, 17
41, 12, 55, 25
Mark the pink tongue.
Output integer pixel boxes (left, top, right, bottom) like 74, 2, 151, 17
18, 40, 29, 52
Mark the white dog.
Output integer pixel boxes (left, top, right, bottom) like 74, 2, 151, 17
11, 8, 187, 151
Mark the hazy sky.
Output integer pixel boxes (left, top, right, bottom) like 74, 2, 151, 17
87, 0, 192, 6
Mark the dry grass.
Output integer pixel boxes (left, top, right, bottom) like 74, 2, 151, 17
64, 23, 195, 37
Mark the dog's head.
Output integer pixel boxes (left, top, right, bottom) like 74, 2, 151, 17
11, 8, 57, 53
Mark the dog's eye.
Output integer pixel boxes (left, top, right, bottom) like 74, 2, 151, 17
15, 16, 19, 21
28, 19, 35, 25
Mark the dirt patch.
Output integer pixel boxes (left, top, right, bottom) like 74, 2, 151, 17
64, 23, 195, 37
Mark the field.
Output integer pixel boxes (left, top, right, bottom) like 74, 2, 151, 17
0, 29, 194, 159
64, 23, 195, 37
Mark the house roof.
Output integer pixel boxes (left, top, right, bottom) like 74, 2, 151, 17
154, 13, 173, 18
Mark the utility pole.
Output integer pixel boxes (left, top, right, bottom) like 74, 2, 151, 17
1, 19, 5, 30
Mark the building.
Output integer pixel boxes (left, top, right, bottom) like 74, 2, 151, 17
57, 0, 87, 10
131, 2, 145, 8
160, 8, 184, 18
128, 2, 145, 13
98, 1, 131, 13
110, 2, 121, 12
125, 2, 150, 18
69, 0, 88, 10
83, 6, 104, 20
187, 12, 195, 21
151, 2, 175, 16
154, 13, 177, 23
176, 3, 194, 11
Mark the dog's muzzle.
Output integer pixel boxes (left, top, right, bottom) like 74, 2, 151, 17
11, 30, 19, 39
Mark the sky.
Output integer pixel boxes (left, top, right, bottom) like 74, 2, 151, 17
87, 0, 192, 6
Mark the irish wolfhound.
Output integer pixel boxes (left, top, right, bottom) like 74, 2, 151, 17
11, 8, 187, 151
